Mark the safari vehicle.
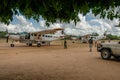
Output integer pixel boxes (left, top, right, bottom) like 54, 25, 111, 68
97, 42, 120, 60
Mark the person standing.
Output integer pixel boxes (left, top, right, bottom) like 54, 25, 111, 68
88, 37, 93, 52
108, 39, 111, 43
64, 38, 67, 49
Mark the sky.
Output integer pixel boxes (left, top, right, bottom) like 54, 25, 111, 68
0, 12, 119, 36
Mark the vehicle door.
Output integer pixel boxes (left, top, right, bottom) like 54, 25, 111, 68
110, 44, 117, 54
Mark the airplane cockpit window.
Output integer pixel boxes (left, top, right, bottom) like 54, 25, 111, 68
19, 32, 31, 39
20, 32, 28, 35
20, 32, 29, 39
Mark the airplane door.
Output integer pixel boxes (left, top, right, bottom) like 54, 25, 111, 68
30, 34, 34, 40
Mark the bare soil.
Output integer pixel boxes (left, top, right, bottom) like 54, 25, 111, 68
0, 39, 120, 80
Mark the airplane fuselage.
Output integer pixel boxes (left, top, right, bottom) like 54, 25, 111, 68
9, 35, 20, 41
7, 28, 64, 47
9, 33, 64, 43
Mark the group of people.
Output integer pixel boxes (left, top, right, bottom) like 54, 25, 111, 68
64, 37, 110, 52
64, 37, 97, 51
88, 37, 111, 52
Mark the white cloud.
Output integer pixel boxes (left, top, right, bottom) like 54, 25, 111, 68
60, 13, 119, 36
0, 15, 37, 33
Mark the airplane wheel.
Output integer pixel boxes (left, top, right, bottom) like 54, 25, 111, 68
26, 43, 29, 46
30, 43, 32, 46
37, 43, 41, 47
29, 43, 32, 46
10, 44, 14, 47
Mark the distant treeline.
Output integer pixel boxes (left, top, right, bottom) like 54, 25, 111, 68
0, 31, 120, 40
0, 31, 7, 38
106, 34, 120, 40
0, 31, 19, 39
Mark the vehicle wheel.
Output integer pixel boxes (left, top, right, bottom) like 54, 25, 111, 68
101, 49, 111, 60
37, 43, 41, 47
10, 44, 14, 47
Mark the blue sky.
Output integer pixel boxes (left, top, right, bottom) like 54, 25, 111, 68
0, 12, 119, 36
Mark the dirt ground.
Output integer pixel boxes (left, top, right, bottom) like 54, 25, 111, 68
0, 39, 120, 80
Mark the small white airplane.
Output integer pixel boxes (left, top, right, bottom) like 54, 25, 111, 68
89, 35, 106, 40
81, 32, 107, 43
6, 28, 65, 47
90, 31, 107, 40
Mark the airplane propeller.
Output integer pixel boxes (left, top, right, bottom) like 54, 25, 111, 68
61, 30, 65, 35
6, 35, 9, 43
5, 29, 9, 43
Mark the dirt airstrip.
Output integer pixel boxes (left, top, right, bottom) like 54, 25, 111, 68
0, 39, 120, 80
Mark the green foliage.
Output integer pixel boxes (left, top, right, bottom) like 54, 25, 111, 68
92, 32, 99, 36
0, 0, 120, 25
106, 34, 120, 40
0, 31, 7, 38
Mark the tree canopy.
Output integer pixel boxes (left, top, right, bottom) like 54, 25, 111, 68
0, 0, 120, 25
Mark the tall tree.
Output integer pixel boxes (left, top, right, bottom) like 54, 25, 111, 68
0, 0, 120, 25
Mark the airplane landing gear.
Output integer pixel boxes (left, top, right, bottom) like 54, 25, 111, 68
26, 43, 32, 46
10, 44, 14, 47
37, 43, 41, 47
28, 43, 32, 46
10, 40, 14, 47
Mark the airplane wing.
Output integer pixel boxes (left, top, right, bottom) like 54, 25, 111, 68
30, 28, 64, 34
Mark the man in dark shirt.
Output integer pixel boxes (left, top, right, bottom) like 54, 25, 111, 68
88, 37, 93, 52
64, 38, 67, 49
